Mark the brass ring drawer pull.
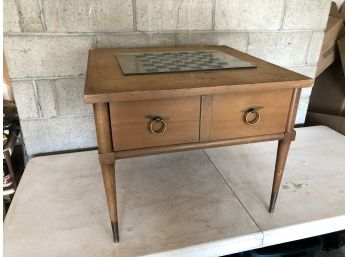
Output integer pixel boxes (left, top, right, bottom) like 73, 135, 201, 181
149, 116, 167, 135
244, 107, 261, 126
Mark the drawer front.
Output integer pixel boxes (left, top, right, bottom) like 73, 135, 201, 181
110, 97, 200, 151
209, 89, 293, 140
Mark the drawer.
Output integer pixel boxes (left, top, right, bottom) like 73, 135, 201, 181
209, 89, 293, 140
110, 97, 200, 151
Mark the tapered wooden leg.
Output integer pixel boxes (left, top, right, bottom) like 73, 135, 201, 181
101, 164, 119, 242
269, 88, 301, 213
269, 138, 291, 213
93, 103, 119, 242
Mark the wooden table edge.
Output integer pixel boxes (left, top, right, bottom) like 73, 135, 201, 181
84, 79, 313, 104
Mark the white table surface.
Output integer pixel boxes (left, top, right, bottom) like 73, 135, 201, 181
4, 126, 345, 257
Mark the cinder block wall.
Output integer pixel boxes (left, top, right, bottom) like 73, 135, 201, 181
4, 0, 331, 156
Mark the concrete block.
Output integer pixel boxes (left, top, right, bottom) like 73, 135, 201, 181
55, 78, 92, 115
282, 0, 331, 30
36, 80, 57, 118
17, 0, 45, 32
306, 32, 325, 65
136, 0, 213, 31
4, 35, 95, 79
215, 0, 284, 30
4, 0, 21, 32
287, 65, 317, 78
42, 0, 133, 32
20, 115, 97, 156
97, 33, 175, 48
247, 32, 311, 66
12, 81, 39, 119
296, 97, 310, 124
176, 32, 248, 52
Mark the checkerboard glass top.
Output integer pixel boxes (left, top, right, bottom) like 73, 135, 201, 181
115, 50, 256, 75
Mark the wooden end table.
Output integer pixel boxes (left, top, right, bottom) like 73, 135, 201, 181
84, 46, 313, 243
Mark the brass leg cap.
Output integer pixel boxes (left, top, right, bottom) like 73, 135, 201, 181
268, 193, 278, 213
111, 221, 119, 243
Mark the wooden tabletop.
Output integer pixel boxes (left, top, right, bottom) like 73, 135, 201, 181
84, 45, 313, 103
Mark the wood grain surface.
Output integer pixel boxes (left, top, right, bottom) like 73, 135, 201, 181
110, 96, 200, 151
209, 89, 293, 140
84, 46, 313, 103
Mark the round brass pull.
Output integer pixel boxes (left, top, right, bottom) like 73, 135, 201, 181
149, 116, 167, 135
244, 108, 261, 126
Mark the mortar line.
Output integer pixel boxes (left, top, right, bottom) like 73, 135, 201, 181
13, 0, 24, 32
202, 150, 265, 244
3, 28, 325, 36
176, 0, 185, 31
304, 32, 313, 65
32, 80, 43, 117
132, 0, 137, 32
174, 0, 185, 47
246, 33, 250, 53
21, 113, 94, 122
174, 31, 178, 47
11, 75, 86, 81
36, 0, 47, 31
52, 80, 59, 117
212, 0, 216, 31
4, 32, 98, 36
279, 0, 286, 29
